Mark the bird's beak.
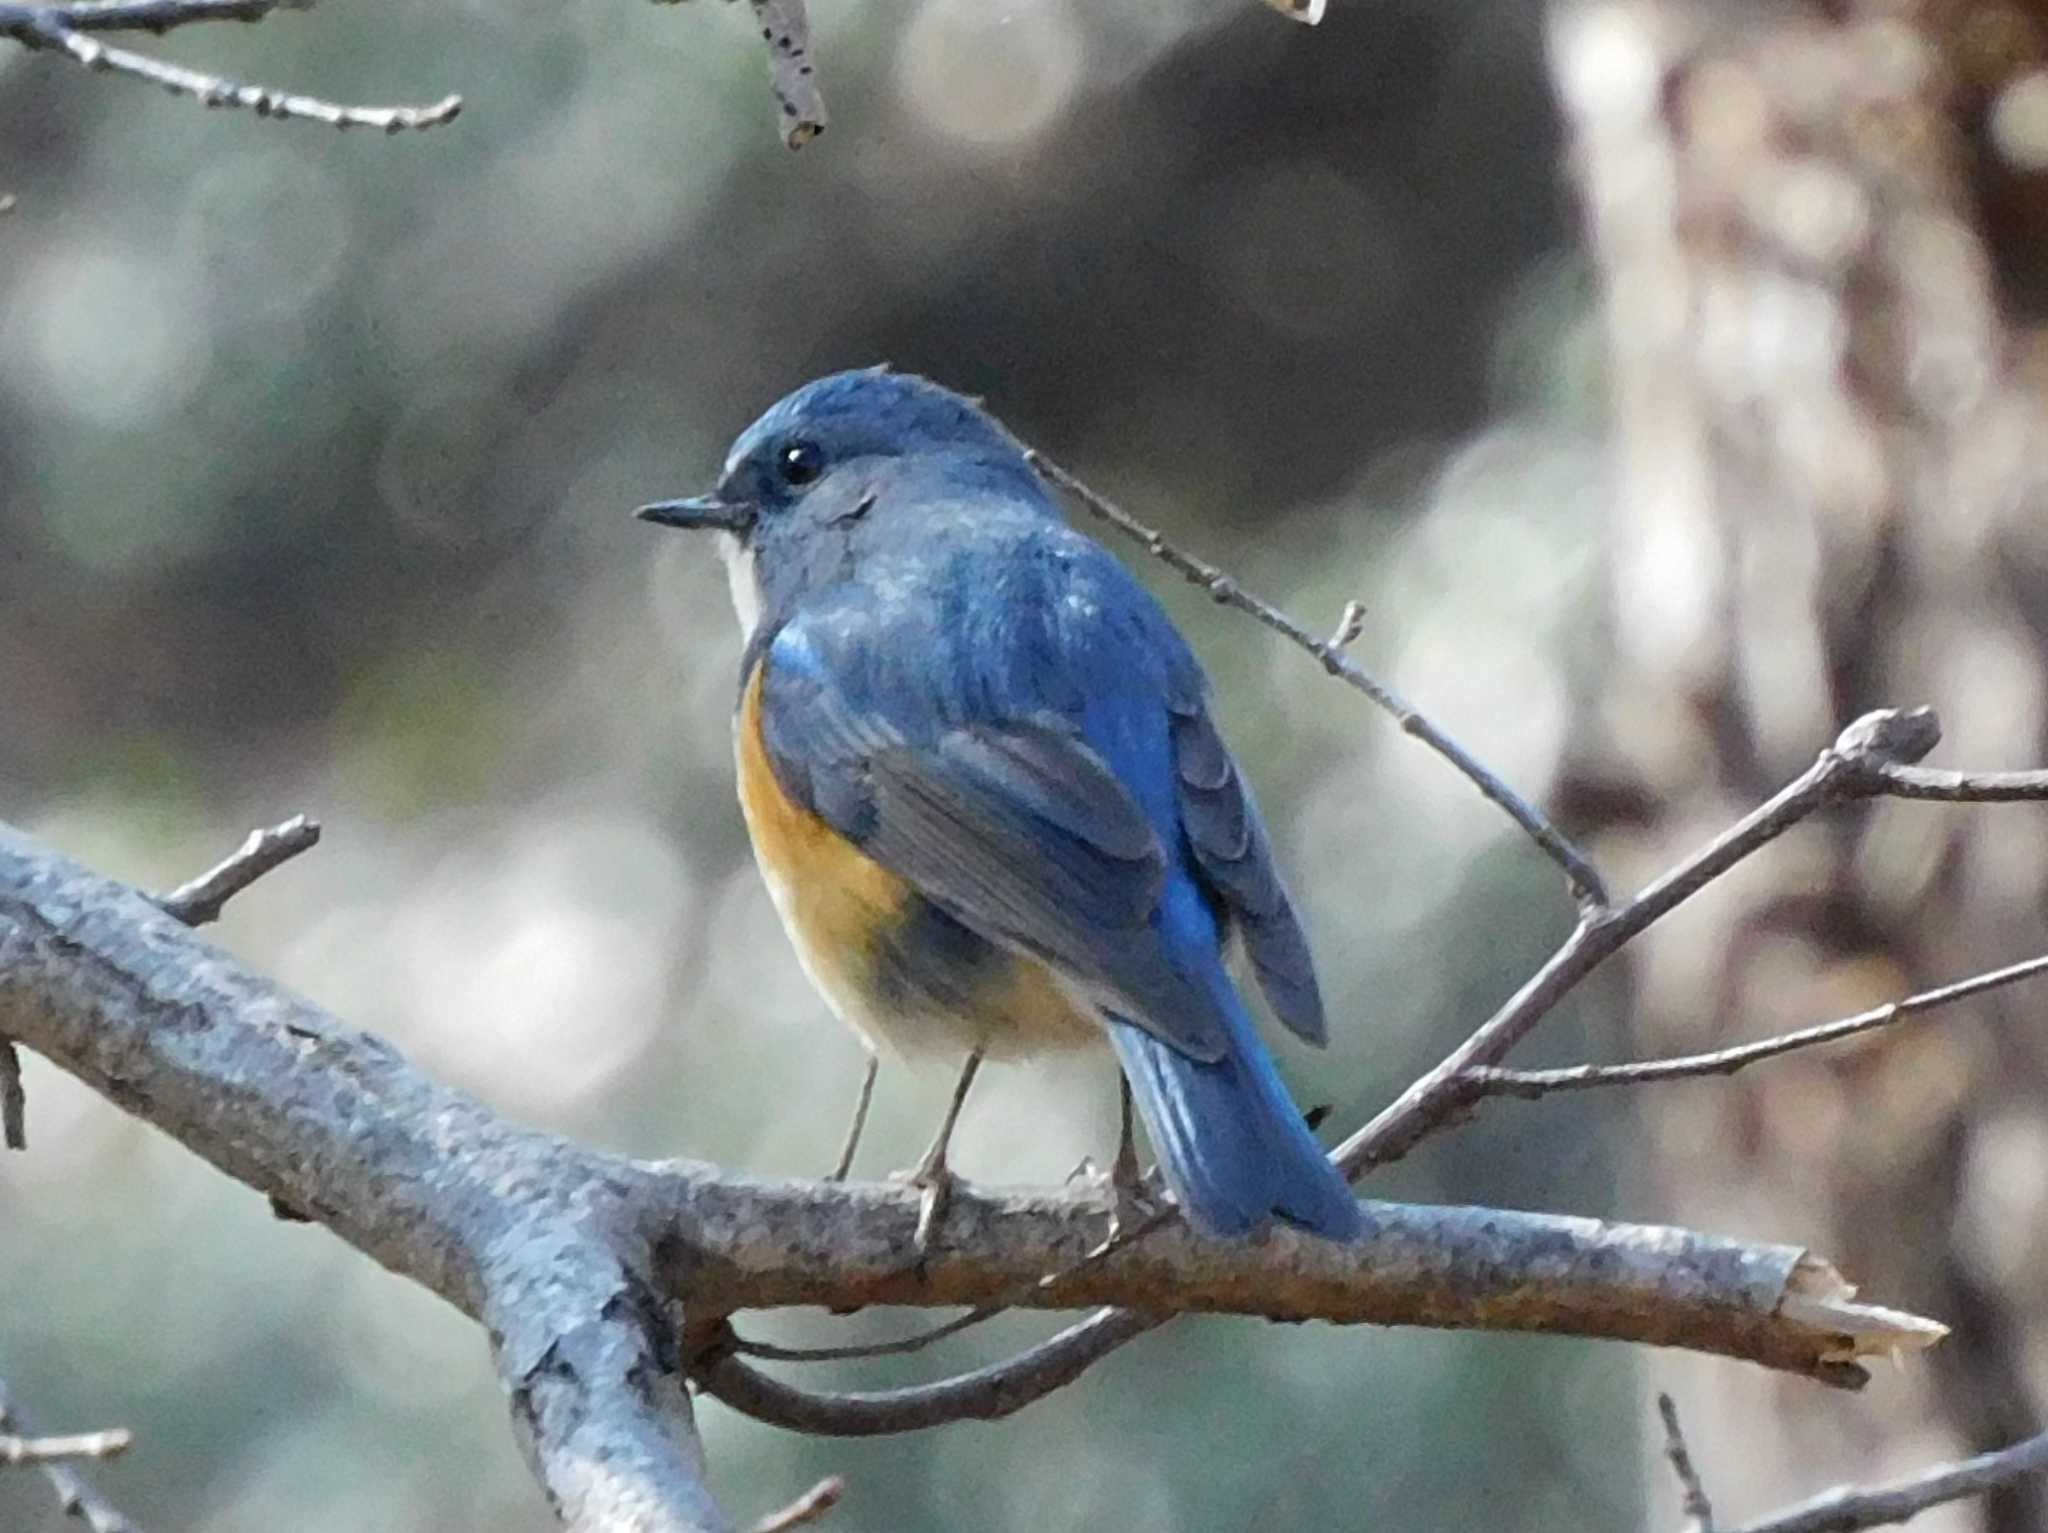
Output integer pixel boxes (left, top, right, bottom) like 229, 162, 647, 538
635, 494, 752, 534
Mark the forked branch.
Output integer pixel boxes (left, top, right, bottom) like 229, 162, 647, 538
0, 821, 1949, 1521
0, 1377, 138, 1533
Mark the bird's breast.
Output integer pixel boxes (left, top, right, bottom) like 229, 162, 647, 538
734, 662, 1101, 1061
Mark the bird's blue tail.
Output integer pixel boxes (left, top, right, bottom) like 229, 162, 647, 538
1108, 994, 1361, 1241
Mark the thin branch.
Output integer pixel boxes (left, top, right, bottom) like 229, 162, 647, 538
1865, 761, 2048, 802
750, 0, 824, 149
695, 1309, 1166, 1437
1331, 707, 1946, 1178
733, 1307, 1000, 1364
1, 1037, 22, 1150
155, 815, 320, 927
1659, 1394, 1717, 1533
1327, 598, 1367, 651
748, 1477, 843, 1533
0, 2, 462, 132
1468, 953, 2048, 1098
51, 0, 274, 30
649, 0, 824, 150
1725, 1430, 2048, 1533
0, 1379, 138, 1533
0, 1428, 133, 1466
1027, 450, 1611, 911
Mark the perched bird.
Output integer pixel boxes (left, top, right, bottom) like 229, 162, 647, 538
638, 368, 1360, 1243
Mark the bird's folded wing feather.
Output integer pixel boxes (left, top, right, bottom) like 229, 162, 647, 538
1169, 702, 1327, 1046
759, 622, 1234, 1063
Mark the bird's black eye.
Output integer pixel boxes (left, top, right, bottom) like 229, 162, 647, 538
778, 440, 824, 486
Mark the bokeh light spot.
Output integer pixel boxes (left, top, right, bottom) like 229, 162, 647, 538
895, 0, 1085, 151
3, 238, 209, 429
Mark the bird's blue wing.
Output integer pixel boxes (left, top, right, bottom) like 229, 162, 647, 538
1169, 701, 1327, 1046
758, 601, 1235, 1063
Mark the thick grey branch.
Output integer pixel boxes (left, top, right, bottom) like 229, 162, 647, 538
0, 821, 1943, 1463
0, 823, 733, 1533
662, 1172, 1927, 1378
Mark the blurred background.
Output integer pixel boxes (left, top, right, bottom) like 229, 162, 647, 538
5, 0, 2047, 1527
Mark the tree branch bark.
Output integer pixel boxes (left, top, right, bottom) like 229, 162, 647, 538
0, 819, 1953, 1520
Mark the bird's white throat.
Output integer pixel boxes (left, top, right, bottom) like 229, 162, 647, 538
716, 530, 764, 637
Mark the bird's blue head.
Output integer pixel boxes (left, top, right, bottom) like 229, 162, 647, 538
637, 367, 1046, 635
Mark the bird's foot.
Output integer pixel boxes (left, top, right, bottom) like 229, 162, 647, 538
1066, 1153, 1165, 1245
890, 1153, 965, 1257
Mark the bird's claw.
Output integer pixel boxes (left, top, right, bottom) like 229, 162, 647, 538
1067, 1152, 1164, 1242
891, 1158, 965, 1258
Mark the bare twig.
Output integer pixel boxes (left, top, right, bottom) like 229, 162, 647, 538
1331, 708, 1947, 1179
1, 1037, 22, 1150
750, 0, 824, 149
1659, 1393, 1717, 1533
1327, 598, 1367, 651
0, 1428, 133, 1466
1863, 762, 2048, 802
1027, 450, 1611, 911
650, 0, 823, 150
155, 815, 320, 927
734, 1308, 999, 1364
749, 1476, 843, 1533
53, 0, 273, 29
1468, 953, 2048, 1098
0, 1, 462, 132
0, 1379, 138, 1533
1725, 1430, 2048, 1533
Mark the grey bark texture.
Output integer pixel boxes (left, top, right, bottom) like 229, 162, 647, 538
0, 821, 1943, 1526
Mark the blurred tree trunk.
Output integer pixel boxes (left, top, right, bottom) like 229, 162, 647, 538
1549, 0, 2048, 1526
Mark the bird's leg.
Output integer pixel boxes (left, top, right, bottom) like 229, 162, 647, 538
1110, 1073, 1143, 1198
827, 1052, 880, 1182
1107, 1073, 1163, 1237
1066, 1074, 1164, 1239
896, 1049, 982, 1254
